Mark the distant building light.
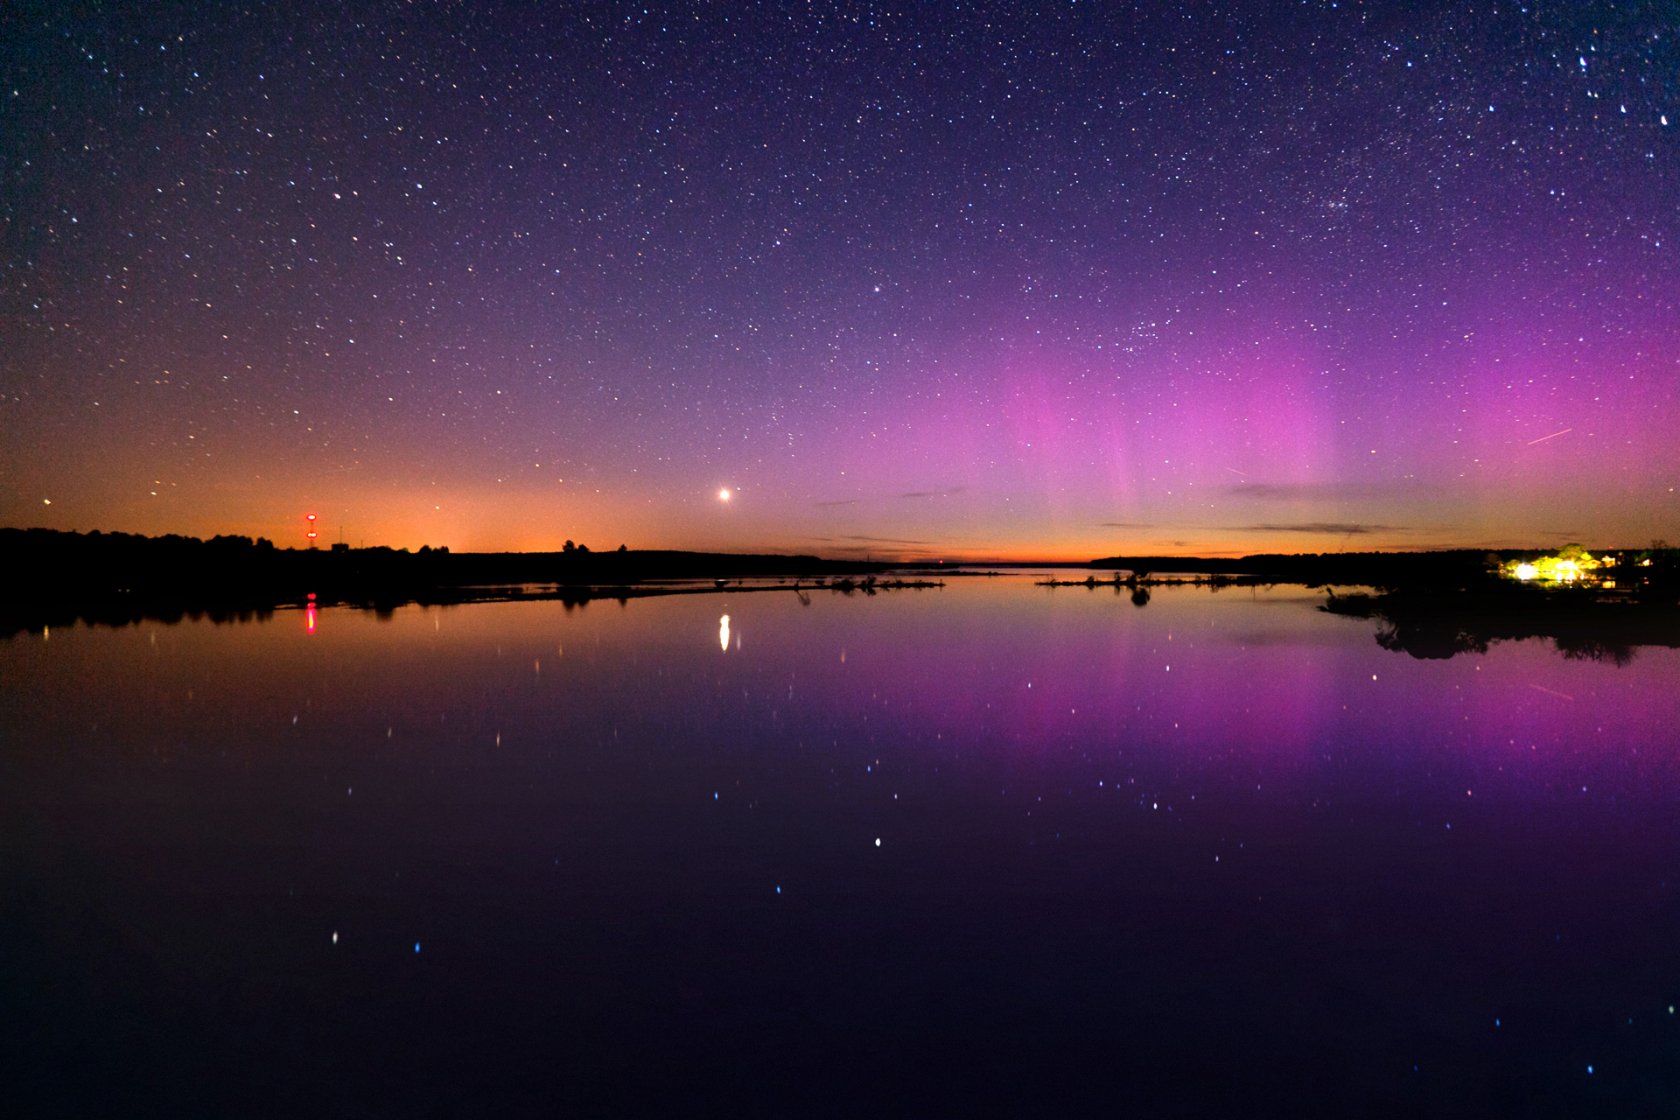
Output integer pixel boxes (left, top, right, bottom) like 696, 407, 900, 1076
1504, 550, 1609, 586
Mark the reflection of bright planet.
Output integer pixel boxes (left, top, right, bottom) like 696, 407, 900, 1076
718, 487, 732, 502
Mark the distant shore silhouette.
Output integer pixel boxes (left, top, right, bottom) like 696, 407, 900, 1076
4, 528, 1675, 646
0, 528, 939, 635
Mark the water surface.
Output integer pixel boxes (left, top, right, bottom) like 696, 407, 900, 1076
4, 579, 1677, 1115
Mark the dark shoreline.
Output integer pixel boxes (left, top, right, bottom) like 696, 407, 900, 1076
0, 527, 940, 635
4, 528, 1676, 643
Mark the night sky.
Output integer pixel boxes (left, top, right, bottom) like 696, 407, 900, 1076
4, 2, 1676, 560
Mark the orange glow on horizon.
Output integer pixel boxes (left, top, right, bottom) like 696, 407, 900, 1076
13, 478, 1596, 564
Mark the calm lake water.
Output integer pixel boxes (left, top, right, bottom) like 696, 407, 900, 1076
4, 578, 1678, 1116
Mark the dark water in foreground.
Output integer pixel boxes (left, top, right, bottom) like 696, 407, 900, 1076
3, 580, 1678, 1116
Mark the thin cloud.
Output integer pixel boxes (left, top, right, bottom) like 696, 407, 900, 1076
816, 540, 942, 558
806, 534, 934, 547
813, 498, 859, 507
842, 534, 932, 545
1227, 483, 1308, 500
1098, 522, 1154, 529
899, 486, 967, 499
1234, 522, 1403, 535
1226, 482, 1390, 501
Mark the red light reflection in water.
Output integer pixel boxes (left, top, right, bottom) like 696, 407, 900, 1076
305, 592, 317, 636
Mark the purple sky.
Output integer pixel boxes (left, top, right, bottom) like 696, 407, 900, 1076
3, 2, 1676, 559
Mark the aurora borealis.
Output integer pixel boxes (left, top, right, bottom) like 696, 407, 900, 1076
3, 2, 1676, 559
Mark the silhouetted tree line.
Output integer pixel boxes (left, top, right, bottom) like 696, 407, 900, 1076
0, 527, 890, 635
0, 528, 453, 633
